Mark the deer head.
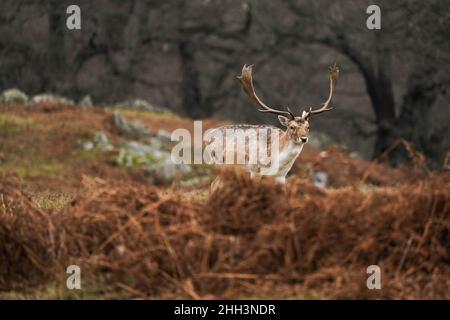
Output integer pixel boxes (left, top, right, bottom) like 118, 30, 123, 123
237, 63, 339, 145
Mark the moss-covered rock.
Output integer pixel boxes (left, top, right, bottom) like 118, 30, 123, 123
0, 88, 29, 104
31, 94, 75, 106
82, 132, 113, 152
114, 141, 163, 168
78, 95, 93, 107
82, 129, 195, 185
114, 99, 170, 113
113, 111, 151, 139
144, 157, 192, 185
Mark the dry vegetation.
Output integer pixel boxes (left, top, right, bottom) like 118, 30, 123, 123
0, 103, 448, 299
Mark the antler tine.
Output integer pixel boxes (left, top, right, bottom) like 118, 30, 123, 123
286, 107, 295, 119
303, 63, 339, 120
238, 65, 295, 120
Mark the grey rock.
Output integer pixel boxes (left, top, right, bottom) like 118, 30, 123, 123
0, 88, 29, 104
146, 137, 163, 150
115, 141, 167, 167
113, 111, 152, 139
93, 132, 113, 151
156, 129, 172, 144
179, 176, 210, 188
308, 131, 335, 149
114, 99, 170, 113
349, 152, 362, 159
123, 141, 166, 159
82, 132, 113, 152
82, 141, 94, 151
79, 95, 93, 107
313, 171, 328, 189
144, 157, 192, 185
83, 113, 193, 185
31, 94, 75, 106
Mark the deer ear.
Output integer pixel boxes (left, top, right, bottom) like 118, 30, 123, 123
278, 115, 289, 126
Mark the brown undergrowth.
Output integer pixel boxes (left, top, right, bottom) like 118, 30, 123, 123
0, 168, 448, 299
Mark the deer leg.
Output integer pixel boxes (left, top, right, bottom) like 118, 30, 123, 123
275, 176, 286, 184
210, 176, 222, 194
275, 176, 287, 192
250, 172, 262, 181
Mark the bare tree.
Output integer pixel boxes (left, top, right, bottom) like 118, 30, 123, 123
271, 0, 450, 165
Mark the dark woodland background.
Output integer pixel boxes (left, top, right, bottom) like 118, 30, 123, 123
0, 0, 448, 166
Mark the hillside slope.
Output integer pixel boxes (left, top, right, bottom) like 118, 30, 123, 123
0, 103, 448, 299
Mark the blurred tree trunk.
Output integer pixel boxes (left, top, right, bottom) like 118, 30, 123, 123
360, 55, 397, 160
367, 61, 441, 165
333, 36, 400, 161
393, 65, 442, 165
282, 0, 449, 166
178, 41, 204, 118
46, 0, 67, 92
333, 34, 442, 165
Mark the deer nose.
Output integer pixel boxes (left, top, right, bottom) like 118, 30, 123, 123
300, 136, 308, 143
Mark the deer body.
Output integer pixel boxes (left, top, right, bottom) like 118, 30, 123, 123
209, 63, 339, 187
207, 124, 305, 182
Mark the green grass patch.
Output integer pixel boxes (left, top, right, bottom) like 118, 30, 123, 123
0, 159, 64, 178
0, 113, 35, 136
109, 108, 179, 120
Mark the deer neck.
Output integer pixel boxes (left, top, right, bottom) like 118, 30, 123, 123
278, 130, 304, 163
279, 130, 301, 150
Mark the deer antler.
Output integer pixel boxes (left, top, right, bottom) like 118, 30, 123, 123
238, 64, 295, 120
302, 63, 339, 120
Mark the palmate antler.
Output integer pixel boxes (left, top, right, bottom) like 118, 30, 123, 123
302, 63, 339, 120
237, 64, 295, 120
238, 63, 339, 121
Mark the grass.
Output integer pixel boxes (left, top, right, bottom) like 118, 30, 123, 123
0, 159, 65, 178
0, 114, 35, 136
109, 108, 180, 120
0, 279, 126, 300
0, 112, 108, 183
31, 190, 73, 211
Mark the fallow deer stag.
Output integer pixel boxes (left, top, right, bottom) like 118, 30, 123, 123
208, 63, 339, 188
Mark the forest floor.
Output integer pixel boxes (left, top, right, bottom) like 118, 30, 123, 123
0, 103, 448, 299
